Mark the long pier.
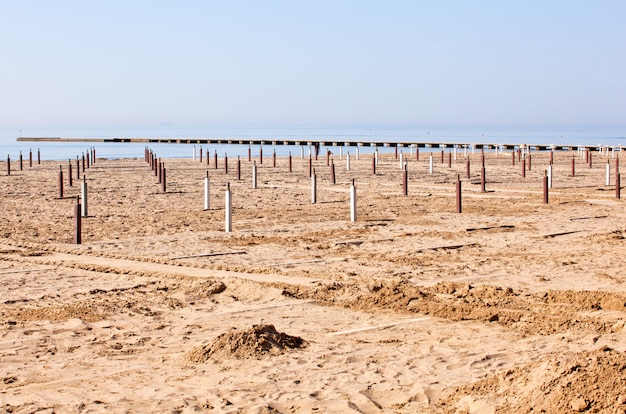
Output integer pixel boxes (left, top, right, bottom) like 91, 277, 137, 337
15, 137, 622, 151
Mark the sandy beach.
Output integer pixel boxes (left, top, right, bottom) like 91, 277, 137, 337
1, 147, 625, 413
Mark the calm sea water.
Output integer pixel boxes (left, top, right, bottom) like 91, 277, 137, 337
0, 125, 624, 161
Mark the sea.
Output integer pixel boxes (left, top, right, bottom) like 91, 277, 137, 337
1, 125, 624, 161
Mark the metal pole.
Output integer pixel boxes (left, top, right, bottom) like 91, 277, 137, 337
225, 183, 232, 232
74, 198, 81, 244
350, 179, 356, 222
204, 172, 210, 210
456, 174, 462, 213
58, 165, 64, 198
543, 170, 548, 204
81, 176, 88, 217
252, 162, 257, 189
311, 170, 317, 204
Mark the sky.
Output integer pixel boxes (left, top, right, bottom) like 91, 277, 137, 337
0, 1, 624, 128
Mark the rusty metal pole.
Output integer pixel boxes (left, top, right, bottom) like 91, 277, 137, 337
402, 164, 408, 196
58, 165, 64, 199
6, 155, 10, 176
19, 151, 23, 171
589, 151, 593, 168
466, 158, 470, 179
82, 153, 86, 172
37, 148, 40, 165
415, 146, 419, 161
76, 156, 80, 180
372, 155, 376, 175
74, 197, 81, 244
259, 146, 263, 164
224, 154, 228, 174
571, 156, 575, 177
395, 145, 398, 159
288, 152, 292, 173
330, 160, 336, 184
617, 173, 621, 199
214, 151, 218, 170
441, 149, 444, 164
161, 166, 166, 193
29, 149, 32, 167
447, 152, 451, 168
522, 158, 526, 178
528, 152, 532, 171
480, 167, 486, 193
511, 151, 515, 166
68, 160, 73, 187
456, 174, 462, 213
308, 156, 312, 178
248, 146, 251, 162
237, 156, 241, 180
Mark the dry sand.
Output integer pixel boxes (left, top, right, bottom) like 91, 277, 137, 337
1, 148, 625, 413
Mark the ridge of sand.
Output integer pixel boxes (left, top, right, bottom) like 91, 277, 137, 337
5, 250, 320, 287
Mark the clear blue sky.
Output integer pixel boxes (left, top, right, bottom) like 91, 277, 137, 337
0, 1, 624, 128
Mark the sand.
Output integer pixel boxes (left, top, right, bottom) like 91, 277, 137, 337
1, 147, 625, 413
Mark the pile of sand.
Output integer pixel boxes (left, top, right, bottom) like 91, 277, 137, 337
186, 324, 307, 363
439, 346, 626, 413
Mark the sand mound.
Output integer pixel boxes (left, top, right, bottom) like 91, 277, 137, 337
439, 347, 626, 413
186, 324, 306, 363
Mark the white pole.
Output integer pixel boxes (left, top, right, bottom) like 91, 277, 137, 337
472, 144, 475, 155
81, 177, 88, 217
350, 180, 356, 222
252, 162, 257, 189
193, 145, 196, 161
204, 173, 210, 210
301, 146, 304, 159
225, 183, 232, 232
464, 145, 467, 157
429, 154, 433, 174
375, 148, 379, 166
311, 171, 317, 203
399, 151, 403, 169
339, 146, 343, 160
346, 153, 351, 171
606, 162, 611, 186
548, 164, 553, 189
356, 146, 359, 160
453, 146, 457, 161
